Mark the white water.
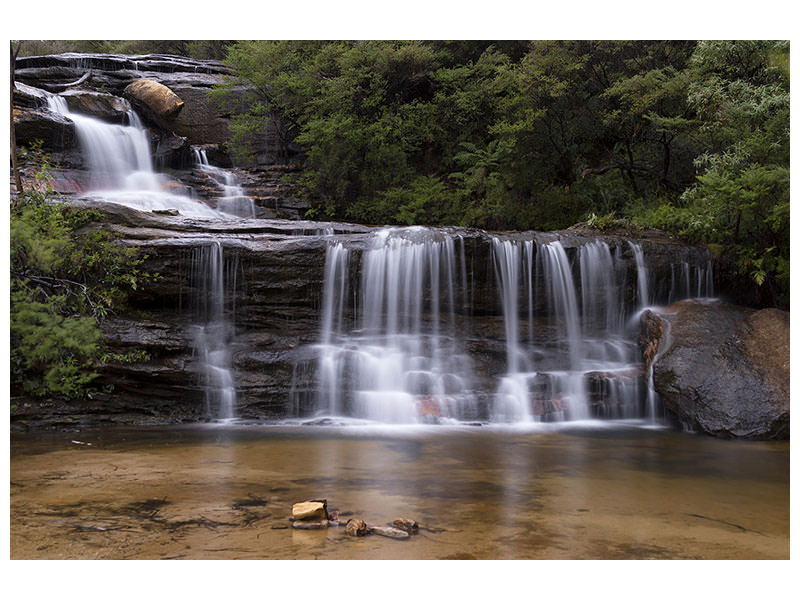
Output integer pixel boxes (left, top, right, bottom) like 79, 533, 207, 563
47, 91, 238, 417
668, 260, 714, 303
490, 238, 708, 424
192, 148, 256, 218
310, 231, 714, 426
628, 241, 650, 308
314, 228, 476, 423
46, 93, 218, 217
191, 242, 237, 420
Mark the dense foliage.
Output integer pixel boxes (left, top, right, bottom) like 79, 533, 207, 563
212, 40, 789, 303
10, 149, 149, 401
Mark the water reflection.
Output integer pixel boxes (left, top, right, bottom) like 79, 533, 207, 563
10, 424, 789, 559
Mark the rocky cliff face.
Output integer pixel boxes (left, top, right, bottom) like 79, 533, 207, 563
12, 53, 782, 435
15, 53, 235, 144
11, 200, 719, 429
13, 53, 306, 218
641, 300, 789, 440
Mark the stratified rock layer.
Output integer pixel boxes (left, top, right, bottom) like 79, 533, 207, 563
642, 300, 789, 440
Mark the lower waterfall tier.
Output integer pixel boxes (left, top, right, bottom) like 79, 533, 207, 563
10, 202, 728, 430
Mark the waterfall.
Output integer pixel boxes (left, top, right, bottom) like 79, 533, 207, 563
313, 228, 476, 423
192, 147, 256, 218
45, 93, 218, 217
310, 230, 715, 426
492, 239, 524, 375
628, 241, 649, 308
668, 260, 715, 303
191, 242, 238, 420
580, 240, 621, 334
317, 242, 351, 416
493, 240, 591, 422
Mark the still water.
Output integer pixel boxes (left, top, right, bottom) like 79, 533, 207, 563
10, 422, 788, 559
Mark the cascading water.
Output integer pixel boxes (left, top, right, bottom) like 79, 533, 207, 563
191, 242, 238, 420
44, 90, 242, 419
192, 147, 256, 218
45, 93, 218, 217
493, 239, 599, 422
667, 260, 714, 303
628, 241, 650, 308
310, 229, 715, 426
313, 228, 477, 423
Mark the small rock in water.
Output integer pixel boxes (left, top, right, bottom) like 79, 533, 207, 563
369, 525, 410, 540
292, 499, 328, 521
292, 520, 329, 530
152, 208, 179, 216
345, 518, 368, 537
392, 518, 419, 534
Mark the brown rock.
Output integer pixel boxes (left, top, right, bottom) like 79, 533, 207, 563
345, 518, 368, 537
292, 500, 327, 521
61, 89, 130, 122
14, 107, 75, 151
392, 518, 419, 534
123, 79, 184, 122
642, 299, 789, 439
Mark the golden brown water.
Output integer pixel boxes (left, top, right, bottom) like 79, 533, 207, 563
10, 423, 789, 559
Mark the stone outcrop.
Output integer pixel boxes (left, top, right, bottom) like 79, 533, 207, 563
641, 299, 789, 440
14, 53, 248, 148
13, 107, 75, 151
8, 192, 734, 432
13, 53, 302, 212
33, 203, 710, 427
60, 89, 131, 122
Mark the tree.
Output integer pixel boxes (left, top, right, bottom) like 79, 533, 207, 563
637, 41, 790, 303
10, 149, 149, 400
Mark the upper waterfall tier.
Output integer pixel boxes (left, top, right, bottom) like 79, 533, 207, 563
45, 92, 220, 217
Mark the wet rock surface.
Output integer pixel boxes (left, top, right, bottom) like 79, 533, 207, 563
10, 198, 728, 429
60, 89, 131, 122
15, 53, 249, 148
642, 299, 789, 439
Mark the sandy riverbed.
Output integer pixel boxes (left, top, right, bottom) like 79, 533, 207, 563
10, 423, 789, 559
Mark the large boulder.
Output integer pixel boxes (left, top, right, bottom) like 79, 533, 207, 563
641, 299, 789, 439
123, 79, 185, 124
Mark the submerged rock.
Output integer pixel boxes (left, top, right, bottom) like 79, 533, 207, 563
368, 525, 410, 540
642, 299, 789, 439
291, 520, 329, 530
392, 518, 419, 534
